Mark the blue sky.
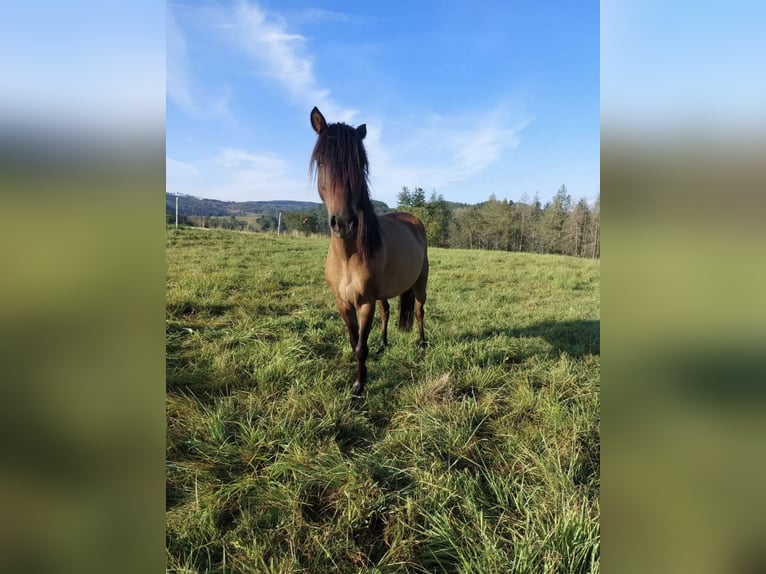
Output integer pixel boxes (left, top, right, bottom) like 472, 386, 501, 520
169, 1, 600, 207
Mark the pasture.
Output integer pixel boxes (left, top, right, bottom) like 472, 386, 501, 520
166, 227, 600, 573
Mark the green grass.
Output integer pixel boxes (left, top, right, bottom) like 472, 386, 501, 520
166, 228, 600, 573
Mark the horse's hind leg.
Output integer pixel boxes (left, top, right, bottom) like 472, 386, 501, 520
414, 299, 426, 349
376, 299, 389, 354
413, 263, 428, 350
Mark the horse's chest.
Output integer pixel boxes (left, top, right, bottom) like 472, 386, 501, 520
326, 263, 371, 306
338, 277, 359, 304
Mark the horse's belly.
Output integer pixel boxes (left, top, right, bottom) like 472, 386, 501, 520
376, 261, 422, 299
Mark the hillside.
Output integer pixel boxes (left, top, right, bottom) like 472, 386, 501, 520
165, 194, 323, 217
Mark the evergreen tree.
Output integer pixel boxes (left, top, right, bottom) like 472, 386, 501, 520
564, 198, 591, 257
411, 187, 426, 207
588, 195, 600, 259
397, 186, 412, 208
423, 192, 453, 247
541, 185, 572, 254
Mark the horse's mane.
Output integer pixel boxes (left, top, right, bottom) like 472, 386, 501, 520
310, 122, 382, 262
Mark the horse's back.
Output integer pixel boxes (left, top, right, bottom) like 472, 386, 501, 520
380, 212, 427, 247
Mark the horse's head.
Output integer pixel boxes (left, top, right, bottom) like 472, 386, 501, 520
310, 107, 368, 239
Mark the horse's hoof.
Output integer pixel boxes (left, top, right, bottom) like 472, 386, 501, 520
376, 344, 386, 355
351, 382, 364, 397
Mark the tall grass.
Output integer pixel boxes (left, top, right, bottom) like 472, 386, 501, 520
166, 228, 599, 573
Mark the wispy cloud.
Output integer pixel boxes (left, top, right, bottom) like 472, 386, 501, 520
212, 147, 311, 201
167, 10, 195, 112
209, 83, 237, 125
167, 147, 313, 202
214, 1, 357, 122
299, 8, 352, 24
215, 147, 287, 171
363, 104, 532, 203
167, 157, 200, 177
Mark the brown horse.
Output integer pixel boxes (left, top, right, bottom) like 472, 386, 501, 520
310, 106, 428, 397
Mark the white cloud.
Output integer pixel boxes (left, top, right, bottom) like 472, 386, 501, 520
168, 1, 357, 121
220, 1, 357, 122
298, 9, 352, 24
215, 147, 288, 171
213, 147, 312, 201
167, 8, 235, 123
210, 84, 235, 123
167, 157, 200, 177
363, 105, 532, 204
167, 147, 314, 202
167, 10, 195, 112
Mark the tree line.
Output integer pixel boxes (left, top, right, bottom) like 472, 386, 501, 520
396, 185, 599, 258
169, 185, 599, 259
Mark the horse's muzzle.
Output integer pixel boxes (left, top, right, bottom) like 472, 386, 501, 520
329, 214, 357, 238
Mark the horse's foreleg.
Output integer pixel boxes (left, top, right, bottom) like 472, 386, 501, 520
351, 301, 375, 397
376, 299, 389, 354
336, 297, 359, 356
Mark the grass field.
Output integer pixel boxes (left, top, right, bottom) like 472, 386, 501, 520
166, 227, 600, 573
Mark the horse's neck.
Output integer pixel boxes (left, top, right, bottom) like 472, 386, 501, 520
329, 234, 359, 262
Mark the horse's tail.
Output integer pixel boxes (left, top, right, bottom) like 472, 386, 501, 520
399, 289, 415, 331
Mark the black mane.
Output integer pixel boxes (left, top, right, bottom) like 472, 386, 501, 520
310, 122, 382, 261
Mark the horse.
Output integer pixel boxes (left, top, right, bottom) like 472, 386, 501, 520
309, 106, 429, 397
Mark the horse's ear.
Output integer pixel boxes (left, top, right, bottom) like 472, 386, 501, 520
311, 107, 327, 134
357, 124, 367, 140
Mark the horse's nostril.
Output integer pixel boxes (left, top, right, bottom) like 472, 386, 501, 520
330, 215, 338, 229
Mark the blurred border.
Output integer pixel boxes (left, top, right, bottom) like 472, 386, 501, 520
602, 1, 766, 573
3, 1, 765, 572
0, 2, 165, 572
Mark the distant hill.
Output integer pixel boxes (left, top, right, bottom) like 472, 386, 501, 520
166, 194, 323, 217
166, 193, 391, 217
